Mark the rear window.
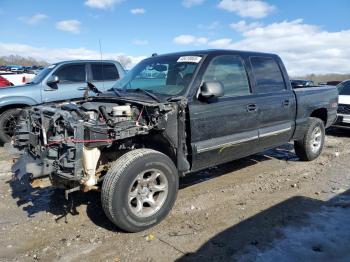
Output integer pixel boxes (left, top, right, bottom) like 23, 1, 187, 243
250, 57, 285, 93
91, 63, 119, 81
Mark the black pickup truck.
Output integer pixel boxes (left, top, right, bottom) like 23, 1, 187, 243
13, 50, 338, 232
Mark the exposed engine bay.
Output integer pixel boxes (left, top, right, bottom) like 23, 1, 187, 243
12, 97, 189, 196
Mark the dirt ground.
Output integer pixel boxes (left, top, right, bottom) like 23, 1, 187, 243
1, 128, 350, 262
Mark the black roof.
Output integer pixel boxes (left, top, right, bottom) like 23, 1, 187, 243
153, 49, 277, 58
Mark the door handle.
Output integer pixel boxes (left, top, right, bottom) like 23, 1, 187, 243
283, 100, 290, 107
78, 87, 87, 90
246, 104, 258, 112
44, 86, 57, 91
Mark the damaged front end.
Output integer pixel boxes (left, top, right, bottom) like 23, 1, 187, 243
12, 97, 185, 196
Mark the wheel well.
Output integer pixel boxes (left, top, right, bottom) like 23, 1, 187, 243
0, 104, 29, 115
310, 108, 327, 125
140, 133, 177, 166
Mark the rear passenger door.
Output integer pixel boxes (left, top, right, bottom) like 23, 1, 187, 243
43, 63, 88, 102
249, 56, 296, 150
89, 63, 120, 92
188, 55, 259, 171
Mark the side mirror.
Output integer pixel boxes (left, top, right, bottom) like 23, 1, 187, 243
46, 75, 59, 88
200, 81, 224, 99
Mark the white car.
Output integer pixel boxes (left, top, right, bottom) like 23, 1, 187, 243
0, 73, 35, 86
335, 80, 350, 127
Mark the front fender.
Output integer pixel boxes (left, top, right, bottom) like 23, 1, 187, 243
0, 96, 38, 109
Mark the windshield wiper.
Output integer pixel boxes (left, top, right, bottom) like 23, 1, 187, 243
84, 82, 102, 99
167, 96, 185, 102
111, 87, 122, 97
130, 88, 161, 103
87, 82, 102, 94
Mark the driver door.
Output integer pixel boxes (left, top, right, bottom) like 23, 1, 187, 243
43, 63, 88, 103
188, 55, 259, 171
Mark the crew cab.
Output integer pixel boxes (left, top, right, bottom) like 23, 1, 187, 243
12, 50, 338, 232
334, 79, 350, 128
0, 60, 125, 143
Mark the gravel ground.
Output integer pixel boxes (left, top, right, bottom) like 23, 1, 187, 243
0, 128, 350, 262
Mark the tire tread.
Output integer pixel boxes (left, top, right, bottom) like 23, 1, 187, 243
294, 117, 325, 161
101, 148, 177, 232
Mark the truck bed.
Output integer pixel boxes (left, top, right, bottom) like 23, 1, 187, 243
293, 85, 338, 139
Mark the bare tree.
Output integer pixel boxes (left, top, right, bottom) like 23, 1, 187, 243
0, 55, 49, 66
291, 73, 350, 84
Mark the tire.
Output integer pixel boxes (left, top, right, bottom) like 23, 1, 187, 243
101, 148, 179, 232
0, 108, 23, 144
294, 117, 325, 161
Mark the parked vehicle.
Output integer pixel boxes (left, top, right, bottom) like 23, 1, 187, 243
10, 65, 25, 73
1, 73, 36, 86
290, 79, 315, 88
4, 65, 13, 71
0, 60, 125, 143
326, 81, 342, 86
0, 76, 12, 87
333, 80, 350, 128
23, 66, 31, 73
13, 50, 338, 232
27, 66, 44, 75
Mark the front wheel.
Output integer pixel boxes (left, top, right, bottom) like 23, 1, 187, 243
294, 117, 325, 161
0, 108, 23, 144
101, 149, 179, 232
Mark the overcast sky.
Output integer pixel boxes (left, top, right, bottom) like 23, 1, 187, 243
1, 0, 349, 75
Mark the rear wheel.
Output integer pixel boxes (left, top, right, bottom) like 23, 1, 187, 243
294, 117, 325, 161
0, 108, 23, 144
101, 149, 178, 232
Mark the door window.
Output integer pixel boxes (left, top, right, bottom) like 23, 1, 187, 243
53, 64, 86, 83
91, 63, 119, 81
250, 57, 285, 93
202, 55, 250, 97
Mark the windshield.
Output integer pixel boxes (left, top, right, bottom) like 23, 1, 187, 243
112, 55, 202, 96
30, 65, 55, 84
337, 81, 350, 95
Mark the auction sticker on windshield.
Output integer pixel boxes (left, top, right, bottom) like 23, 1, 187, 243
177, 56, 202, 63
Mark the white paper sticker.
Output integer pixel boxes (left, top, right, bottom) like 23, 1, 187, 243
48, 64, 56, 69
177, 56, 202, 63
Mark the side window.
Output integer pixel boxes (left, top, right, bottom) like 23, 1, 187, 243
91, 63, 119, 81
53, 64, 86, 83
202, 55, 250, 97
250, 57, 285, 93
344, 81, 350, 88
338, 81, 350, 95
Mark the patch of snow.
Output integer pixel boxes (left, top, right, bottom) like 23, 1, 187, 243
238, 196, 350, 261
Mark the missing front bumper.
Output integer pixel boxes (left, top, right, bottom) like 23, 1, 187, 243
12, 152, 51, 180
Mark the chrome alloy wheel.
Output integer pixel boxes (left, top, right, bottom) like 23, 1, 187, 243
128, 169, 169, 218
310, 126, 322, 153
